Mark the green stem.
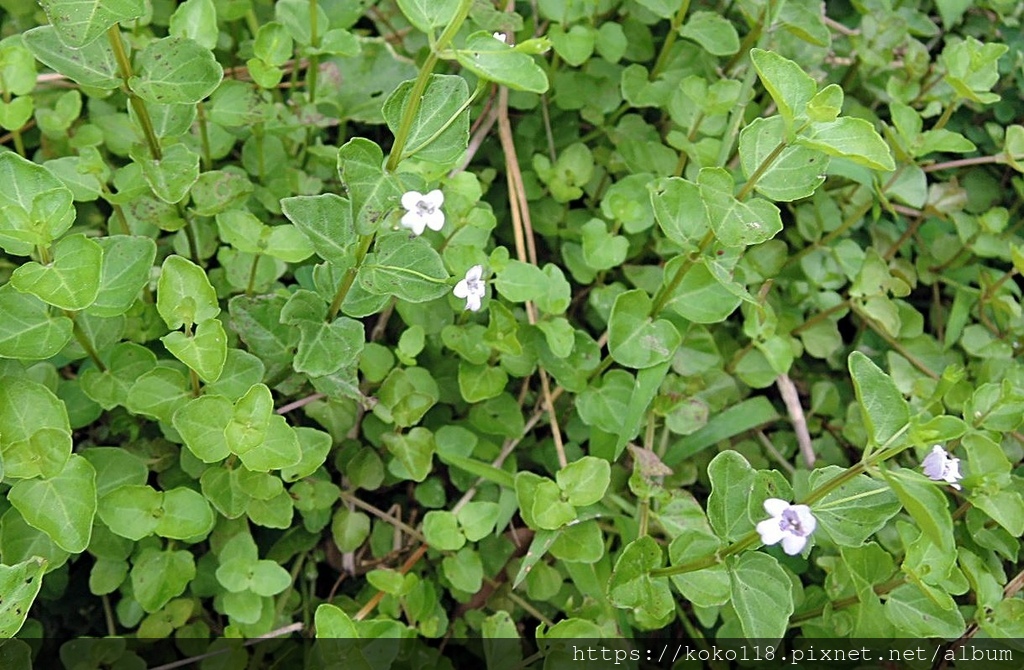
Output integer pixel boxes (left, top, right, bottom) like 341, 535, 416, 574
246, 254, 260, 295
385, 0, 474, 171
650, 231, 715, 315
650, 0, 691, 80
107, 26, 162, 160
307, 0, 320, 103
328, 234, 374, 320
736, 139, 788, 200
932, 100, 958, 132
197, 102, 212, 171
178, 204, 202, 266
66, 311, 107, 372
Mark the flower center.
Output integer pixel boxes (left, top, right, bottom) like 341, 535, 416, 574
465, 278, 482, 293
779, 509, 806, 536
415, 200, 435, 216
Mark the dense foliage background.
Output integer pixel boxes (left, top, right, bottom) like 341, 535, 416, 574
0, 0, 1023, 667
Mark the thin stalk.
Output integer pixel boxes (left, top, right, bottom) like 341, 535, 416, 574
196, 102, 212, 170
650, 231, 715, 315
385, 0, 474, 171
67, 311, 106, 372
932, 100, 958, 132
736, 139, 788, 200
246, 254, 260, 295
107, 26, 162, 160
650, 0, 691, 80
328, 234, 374, 320
402, 79, 486, 159
307, 0, 320, 103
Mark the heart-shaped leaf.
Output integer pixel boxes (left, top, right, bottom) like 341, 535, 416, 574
11, 234, 102, 310
608, 289, 681, 369
161, 318, 228, 383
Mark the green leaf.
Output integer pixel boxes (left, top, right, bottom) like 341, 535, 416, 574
38, 0, 144, 48
22, 26, 120, 89
173, 395, 232, 462
225, 383, 274, 455
798, 117, 896, 171
556, 456, 610, 507
315, 604, 358, 638
10, 234, 101, 310
614, 361, 670, 460
131, 143, 201, 204
97, 485, 162, 540
331, 508, 370, 552
422, 510, 465, 551
698, 167, 784, 247
532, 479, 577, 530
129, 37, 223, 104
125, 367, 191, 423
395, 0, 459, 33
169, 0, 218, 50
750, 48, 816, 129
157, 255, 220, 330
882, 468, 955, 552
336, 138, 403, 235
668, 530, 730, 607
608, 289, 681, 369
443, 547, 483, 593
651, 177, 708, 247
728, 552, 794, 641
88, 236, 157, 317
663, 397, 779, 465
383, 75, 470, 167
884, 582, 965, 638
549, 24, 595, 67
608, 535, 674, 624
455, 32, 549, 94
661, 258, 741, 324
80, 446, 148, 498
161, 318, 228, 383
580, 218, 628, 271
156, 487, 215, 539
0, 284, 73, 360
237, 415, 302, 472
494, 260, 546, 303
0, 152, 75, 256
359, 233, 450, 303
706, 450, 756, 541
382, 427, 435, 482
940, 37, 1008, 104
809, 466, 901, 546
0, 377, 72, 479
0, 97, 33, 131
458, 361, 508, 403
280, 194, 356, 265
8, 454, 96, 553
849, 351, 909, 448
281, 291, 365, 377
0, 557, 47, 638
739, 117, 828, 201
131, 548, 196, 613
679, 11, 739, 56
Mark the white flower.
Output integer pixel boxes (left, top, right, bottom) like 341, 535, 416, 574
921, 445, 962, 490
756, 498, 816, 556
453, 265, 486, 312
493, 32, 507, 43
400, 189, 445, 236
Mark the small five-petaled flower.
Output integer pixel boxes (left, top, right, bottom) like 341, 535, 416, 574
921, 444, 962, 490
756, 498, 816, 556
454, 265, 486, 312
400, 189, 445, 236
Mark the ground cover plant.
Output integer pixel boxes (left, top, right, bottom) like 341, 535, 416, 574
0, 0, 1023, 667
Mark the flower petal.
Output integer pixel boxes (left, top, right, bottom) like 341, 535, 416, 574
791, 505, 816, 535
781, 534, 807, 556
466, 265, 483, 282
400, 212, 427, 236
465, 293, 482, 311
424, 189, 444, 208
763, 498, 789, 517
756, 519, 785, 546
453, 280, 470, 299
425, 210, 445, 231
401, 190, 423, 211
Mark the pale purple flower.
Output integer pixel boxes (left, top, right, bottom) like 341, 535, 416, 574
756, 498, 816, 555
400, 189, 445, 236
493, 32, 507, 43
453, 265, 485, 311
921, 445, 962, 490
